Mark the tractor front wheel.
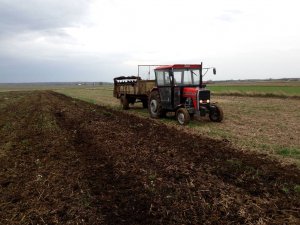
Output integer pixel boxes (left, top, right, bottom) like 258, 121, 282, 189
120, 96, 129, 110
176, 108, 190, 125
148, 91, 164, 118
209, 104, 223, 122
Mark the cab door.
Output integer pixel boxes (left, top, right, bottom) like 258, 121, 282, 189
156, 70, 173, 110
173, 70, 183, 107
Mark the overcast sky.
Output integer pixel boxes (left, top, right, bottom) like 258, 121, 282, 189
0, 0, 299, 82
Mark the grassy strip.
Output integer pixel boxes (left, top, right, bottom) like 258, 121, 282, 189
209, 84, 300, 98
212, 91, 300, 99
209, 85, 300, 94
276, 147, 300, 159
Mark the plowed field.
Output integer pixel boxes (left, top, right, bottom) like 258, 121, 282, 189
0, 91, 299, 225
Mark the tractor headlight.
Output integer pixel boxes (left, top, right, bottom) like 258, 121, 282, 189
200, 100, 209, 104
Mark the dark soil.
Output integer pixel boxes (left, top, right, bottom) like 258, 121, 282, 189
0, 91, 299, 225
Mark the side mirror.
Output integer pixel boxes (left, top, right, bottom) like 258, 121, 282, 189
213, 68, 216, 75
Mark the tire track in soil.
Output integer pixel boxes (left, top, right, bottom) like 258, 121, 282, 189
1, 91, 300, 225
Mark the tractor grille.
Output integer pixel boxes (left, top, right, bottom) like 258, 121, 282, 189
198, 90, 210, 100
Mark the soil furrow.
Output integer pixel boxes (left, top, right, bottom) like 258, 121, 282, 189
0, 91, 299, 225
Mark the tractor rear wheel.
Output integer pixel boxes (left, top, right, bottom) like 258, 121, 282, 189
120, 96, 129, 110
148, 91, 164, 118
209, 104, 223, 122
176, 108, 190, 125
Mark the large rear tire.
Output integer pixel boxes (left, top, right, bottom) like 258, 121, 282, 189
176, 108, 190, 125
209, 104, 223, 122
120, 96, 129, 110
148, 91, 164, 118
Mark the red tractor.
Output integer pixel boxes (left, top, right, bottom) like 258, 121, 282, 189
148, 63, 223, 125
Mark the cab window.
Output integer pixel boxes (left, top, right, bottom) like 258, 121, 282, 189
173, 69, 200, 85
156, 70, 171, 86
183, 70, 192, 84
156, 71, 164, 85
164, 71, 171, 85
173, 71, 183, 85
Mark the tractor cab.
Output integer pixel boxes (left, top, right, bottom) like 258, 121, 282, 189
149, 64, 223, 125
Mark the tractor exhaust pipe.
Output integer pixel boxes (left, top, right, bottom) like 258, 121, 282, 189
200, 62, 203, 88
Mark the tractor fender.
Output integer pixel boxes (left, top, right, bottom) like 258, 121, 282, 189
148, 87, 158, 97
149, 87, 158, 93
174, 104, 185, 111
209, 103, 219, 110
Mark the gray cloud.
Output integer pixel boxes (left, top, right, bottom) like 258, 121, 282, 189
0, 1, 92, 59
0, 0, 104, 82
0, 1, 299, 83
0, 0, 91, 38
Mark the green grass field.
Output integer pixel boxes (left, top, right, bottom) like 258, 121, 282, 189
209, 85, 300, 96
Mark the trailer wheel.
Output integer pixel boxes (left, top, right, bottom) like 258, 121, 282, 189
128, 98, 136, 105
209, 104, 223, 122
120, 96, 129, 110
148, 91, 164, 118
176, 108, 190, 125
142, 100, 148, 109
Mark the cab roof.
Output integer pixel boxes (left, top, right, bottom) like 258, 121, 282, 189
155, 64, 202, 70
